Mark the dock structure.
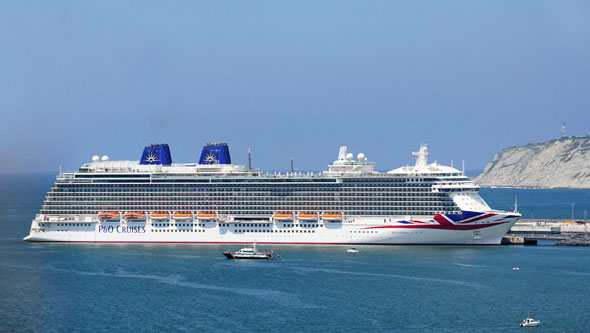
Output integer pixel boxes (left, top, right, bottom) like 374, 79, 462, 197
505, 219, 590, 246
511, 219, 588, 234
501, 235, 538, 245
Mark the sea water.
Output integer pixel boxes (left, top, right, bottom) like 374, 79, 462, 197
480, 187, 590, 220
1, 173, 589, 332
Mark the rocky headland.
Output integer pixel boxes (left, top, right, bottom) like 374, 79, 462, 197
475, 136, 590, 189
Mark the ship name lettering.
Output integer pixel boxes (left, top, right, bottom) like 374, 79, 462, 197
98, 225, 146, 233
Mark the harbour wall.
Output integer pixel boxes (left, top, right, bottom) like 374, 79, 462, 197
511, 219, 589, 234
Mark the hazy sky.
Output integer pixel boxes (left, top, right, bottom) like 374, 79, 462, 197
1, 1, 589, 173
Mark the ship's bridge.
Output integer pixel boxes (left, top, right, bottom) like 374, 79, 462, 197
387, 145, 465, 177
387, 145, 480, 193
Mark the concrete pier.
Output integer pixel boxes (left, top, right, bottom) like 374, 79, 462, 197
510, 219, 588, 234
501, 235, 538, 245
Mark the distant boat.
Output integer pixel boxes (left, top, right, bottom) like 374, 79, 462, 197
520, 316, 540, 327
347, 248, 359, 253
223, 243, 279, 260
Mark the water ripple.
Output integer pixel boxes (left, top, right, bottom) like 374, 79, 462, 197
0, 262, 316, 309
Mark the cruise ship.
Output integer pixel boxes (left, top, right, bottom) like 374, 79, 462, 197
24, 143, 520, 245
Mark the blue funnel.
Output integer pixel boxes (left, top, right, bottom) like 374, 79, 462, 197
140, 144, 172, 165
199, 143, 231, 165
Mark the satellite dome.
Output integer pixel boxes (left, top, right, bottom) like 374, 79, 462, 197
92, 155, 99, 162
345, 153, 354, 161
357, 153, 365, 161
101, 155, 109, 161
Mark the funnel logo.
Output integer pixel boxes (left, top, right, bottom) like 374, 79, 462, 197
204, 152, 217, 163
145, 152, 159, 163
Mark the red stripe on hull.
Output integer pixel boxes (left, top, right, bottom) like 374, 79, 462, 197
26, 240, 500, 246
363, 221, 505, 231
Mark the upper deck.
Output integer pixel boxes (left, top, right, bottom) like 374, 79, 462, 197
76, 143, 472, 182
39, 143, 488, 216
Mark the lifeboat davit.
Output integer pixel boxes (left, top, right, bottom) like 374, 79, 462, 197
321, 212, 343, 222
197, 212, 217, 220
124, 212, 146, 221
98, 212, 120, 221
150, 212, 170, 220
173, 212, 194, 220
273, 212, 294, 221
297, 212, 318, 221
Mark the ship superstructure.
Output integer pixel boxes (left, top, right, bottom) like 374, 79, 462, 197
24, 143, 520, 245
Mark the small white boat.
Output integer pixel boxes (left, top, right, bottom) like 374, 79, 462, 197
223, 243, 279, 260
347, 248, 359, 253
520, 317, 540, 327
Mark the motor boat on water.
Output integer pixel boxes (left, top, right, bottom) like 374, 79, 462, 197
520, 317, 540, 327
223, 243, 279, 260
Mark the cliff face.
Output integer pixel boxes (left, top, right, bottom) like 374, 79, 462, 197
475, 136, 590, 189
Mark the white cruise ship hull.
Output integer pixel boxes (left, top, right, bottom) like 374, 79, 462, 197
25, 142, 521, 246
25, 212, 519, 245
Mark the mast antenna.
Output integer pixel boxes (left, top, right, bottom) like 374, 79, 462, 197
248, 148, 252, 171
290, 158, 295, 173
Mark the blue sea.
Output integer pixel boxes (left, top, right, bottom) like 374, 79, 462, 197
1, 173, 589, 332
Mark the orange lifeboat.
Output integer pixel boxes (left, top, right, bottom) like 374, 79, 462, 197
321, 212, 343, 222
197, 212, 217, 220
124, 212, 146, 221
98, 212, 120, 221
173, 212, 194, 220
273, 212, 294, 221
297, 212, 318, 221
150, 212, 170, 220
